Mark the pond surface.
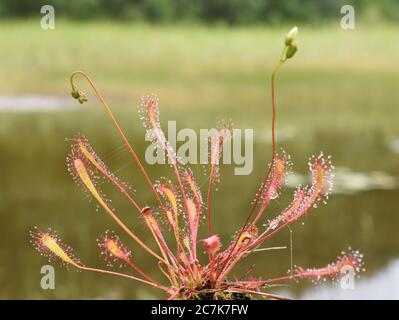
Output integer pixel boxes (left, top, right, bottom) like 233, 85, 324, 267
285, 258, 399, 299
0, 94, 398, 299
0, 95, 78, 112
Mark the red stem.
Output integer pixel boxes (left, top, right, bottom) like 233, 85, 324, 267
125, 259, 163, 287
79, 266, 170, 292
216, 62, 283, 281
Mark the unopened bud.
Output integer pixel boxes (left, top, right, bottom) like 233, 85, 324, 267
285, 43, 298, 59
203, 235, 222, 256
285, 26, 298, 46
71, 89, 79, 99
78, 96, 87, 104
78, 92, 88, 104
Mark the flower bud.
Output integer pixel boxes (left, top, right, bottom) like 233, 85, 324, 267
71, 89, 80, 99
78, 93, 88, 104
285, 43, 298, 59
203, 235, 222, 256
285, 26, 298, 46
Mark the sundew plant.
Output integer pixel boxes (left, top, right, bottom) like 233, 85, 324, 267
30, 27, 364, 300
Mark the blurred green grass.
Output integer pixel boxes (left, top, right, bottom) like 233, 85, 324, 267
1, 20, 398, 134
0, 21, 398, 299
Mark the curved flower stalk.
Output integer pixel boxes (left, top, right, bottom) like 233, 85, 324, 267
31, 27, 364, 299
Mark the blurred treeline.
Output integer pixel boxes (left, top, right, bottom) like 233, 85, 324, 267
0, 0, 398, 24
